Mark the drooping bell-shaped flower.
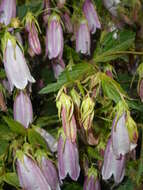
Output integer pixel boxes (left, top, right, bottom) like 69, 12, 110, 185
83, 0, 101, 34
36, 152, 61, 190
58, 134, 80, 181
0, 0, 16, 26
112, 112, 137, 157
76, 19, 91, 55
62, 12, 73, 33
103, 0, 120, 17
2, 32, 35, 91
43, 0, 51, 25
102, 138, 125, 184
52, 59, 65, 79
80, 96, 95, 130
56, 91, 77, 142
46, 14, 63, 59
16, 150, 51, 190
83, 168, 101, 190
13, 91, 33, 128
25, 12, 41, 56
35, 127, 57, 152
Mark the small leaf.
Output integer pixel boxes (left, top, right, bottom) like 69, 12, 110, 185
3, 172, 20, 188
0, 139, 9, 157
3, 116, 26, 136
28, 129, 47, 150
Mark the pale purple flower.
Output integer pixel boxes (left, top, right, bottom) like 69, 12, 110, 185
3, 38, 35, 91
83, 0, 101, 34
41, 156, 61, 190
63, 12, 73, 33
102, 138, 125, 184
13, 91, 33, 128
0, 0, 16, 25
46, 15, 63, 59
84, 176, 101, 190
103, 0, 120, 17
112, 113, 136, 157
58, 135, 80, 181
76, 19, 91, 55
35, 127, 57, 152
52, 59, 65, 79
17, 153, 51, 190
26, 22, 41, 55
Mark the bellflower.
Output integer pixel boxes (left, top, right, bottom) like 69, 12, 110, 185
43, 0, 51, 25
103, 0, 120, 17
25, 13, 41, 56
13, 91, 33, 128
2, 32, 35, 91
83, 0, 101, 34
83, 168, 101, 190
102, 138, 125, 184
46, 14, 63, 59
76, 19, 91, 55
16, 151, 51, 190
112, 112, 137, 157
0, 0, 16, 26
40, 156, 61, 190
35, 127, 57, 152
57, 134, 80, 181
52, 59, 65, 79
63, 12, 73, 33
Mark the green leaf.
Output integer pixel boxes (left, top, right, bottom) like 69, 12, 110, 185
94, 30, 135, 63
28, 129, 47, 150
101, 73, 126, 103
0, 124, 14, 140
63, 183, 82, 190
0, 139, 9, 157
3, 172, 20, 188
17, 0, 43, 19
87, 147, 103, 161
36, 115, 59, 127
40, 63, 95, 94
3, 116, 26, 136
117, 179, 135, 190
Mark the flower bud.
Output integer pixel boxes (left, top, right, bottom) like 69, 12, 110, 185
62, 12, 73, 33
25, 13, 41, 56
46, 14, 63, 59
56, 92, 77, 142
84, 175, 101, 190
80, 96, 95, 130
0, 0, 16, 26
2, 32, 35, 91
57, 134, 80, 181
102, 138, 125, 184
16, 151, 51, 190
83, 0, 101, 34
76, 19, 91, 55
13, 91, 33, 128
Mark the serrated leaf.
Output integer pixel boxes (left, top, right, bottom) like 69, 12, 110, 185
94, 30, 135, 62
3, 172, 20, 188
101, 73, 126, 103
40, 63, 95, 94
28, 129, 47, 150
3, 116, 26, 136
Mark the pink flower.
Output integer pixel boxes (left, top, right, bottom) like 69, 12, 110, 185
0, 0, 16, 25
46, 14, 63, 59
76, 19, 91, 55
83, 0, 101, 34
58, 135, 80, 181
13, 91, 33, 128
